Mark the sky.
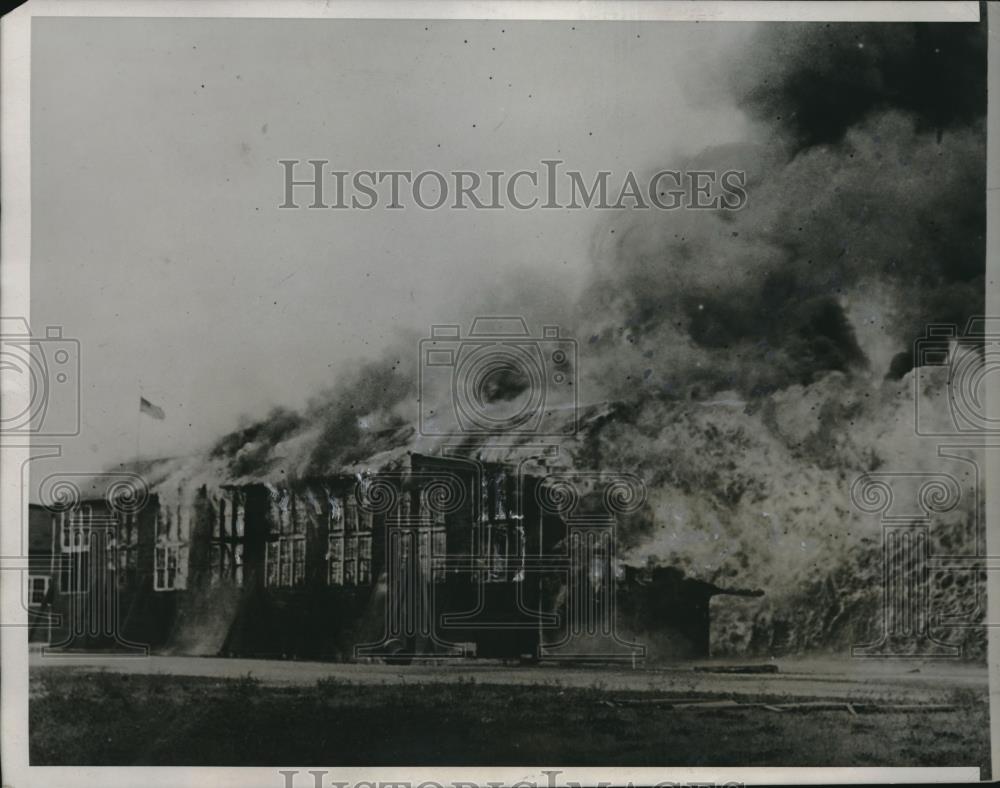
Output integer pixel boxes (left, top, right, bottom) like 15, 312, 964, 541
31, 17, 754, 474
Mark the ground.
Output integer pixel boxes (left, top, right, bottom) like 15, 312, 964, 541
28, 654, 989, 771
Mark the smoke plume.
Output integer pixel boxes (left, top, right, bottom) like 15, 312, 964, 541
133, 19, 988, 657
570, 18, 987, 655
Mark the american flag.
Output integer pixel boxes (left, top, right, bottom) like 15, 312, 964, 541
139, 396, 165, 420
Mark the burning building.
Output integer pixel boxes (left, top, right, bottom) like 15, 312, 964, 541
27, 452, 763, 663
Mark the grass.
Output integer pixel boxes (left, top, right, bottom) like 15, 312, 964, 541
30, 667, 988, 770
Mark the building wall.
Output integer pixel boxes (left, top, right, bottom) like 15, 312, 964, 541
27, 456, 718, 661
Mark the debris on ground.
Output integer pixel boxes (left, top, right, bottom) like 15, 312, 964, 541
603, 698, 958, 713
692, 664, 780, 674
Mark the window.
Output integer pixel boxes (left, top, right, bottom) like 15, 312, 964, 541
431, 527, 446, 576
266, 535, 305, 587
58, 507, 92, 553
28, 575, 50, 607
381, 525, 445, 586
343, 534, 357, 585
110, 512, 139, 587
414, 527, 445, 581
210, 542, 244, 586
265, 488, 308, 588
511, 524, 526, 582
344, 495, 358, 533
326, 492, 374, 587
273, 488, 292, 533
416, 486, 448, 579
420, 486, 448, 528
154, 505, 188, 591
480, 522, 501, 581
154, 543, 187, 591
476, 471, 522, 582
291, 492, 309, 535
59, 553, 90, 594
55, 508, 93, 593
327, 530, 344, 585
492, 469, 510, 520
358, 533, 372, 584
211, 490, 244, 586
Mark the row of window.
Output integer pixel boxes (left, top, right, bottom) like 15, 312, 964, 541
269, 489, 375, 534
30, 548, 181, 596
45, 535, 381, 594
46, 491, 459, 594
266, 535, 305, 587
57, 530, 453, 592
325, 532, 372, 586
263, 532, 376, 588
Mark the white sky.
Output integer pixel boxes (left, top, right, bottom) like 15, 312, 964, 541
31, 17, 754, 473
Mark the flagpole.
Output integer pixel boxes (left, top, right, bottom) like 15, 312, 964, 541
136, 383, 142, 463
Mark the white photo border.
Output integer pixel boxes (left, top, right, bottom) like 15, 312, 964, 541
0, 1, 987, 786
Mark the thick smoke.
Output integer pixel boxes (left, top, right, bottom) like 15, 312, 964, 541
133, 20, 987, 657
736, 21, 987, 148
144, 263, 576, 494
581, 21, 985, 401
570, 19, 987, 655
735, 20, 986, 379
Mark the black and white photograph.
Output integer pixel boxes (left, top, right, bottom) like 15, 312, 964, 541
0, 1, 995, 785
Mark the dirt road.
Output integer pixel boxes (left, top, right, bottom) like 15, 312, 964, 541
29, 652, 987, 702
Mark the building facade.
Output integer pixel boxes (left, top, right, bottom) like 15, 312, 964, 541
27, 454, 756, 661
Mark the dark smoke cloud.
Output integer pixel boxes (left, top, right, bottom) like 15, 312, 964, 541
578, 19, 986, 403
204, 344, 417, 481
734, 20, 987, 149
564, 18, 987, 655
305, 350, 416, 474
210, 406, 304, 477
733, 19, 987, 380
